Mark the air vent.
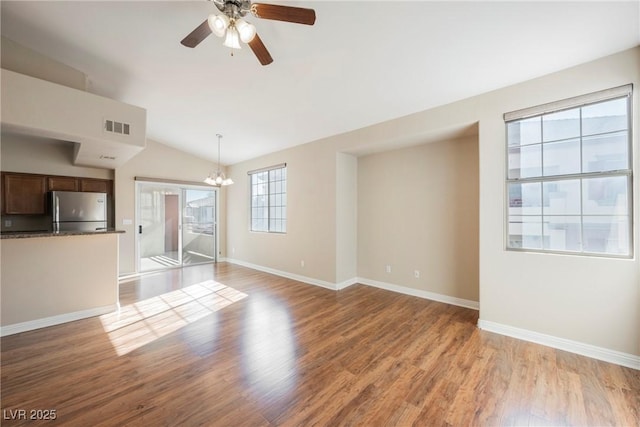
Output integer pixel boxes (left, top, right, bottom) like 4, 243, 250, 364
100, 155, 117, 160
104, 119, 130, 135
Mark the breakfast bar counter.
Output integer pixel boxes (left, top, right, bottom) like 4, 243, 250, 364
0, 230, 124, 335
1, 229, 124, 239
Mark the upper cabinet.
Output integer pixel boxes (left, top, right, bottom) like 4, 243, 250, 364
79, 178, 111, 194
3, 173, 47, 215
47, 176, 79, 192
1, 172, 113, 215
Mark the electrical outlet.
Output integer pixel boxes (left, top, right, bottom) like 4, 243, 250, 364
385, 265, 391, 273
414, 270, 420, 278
4, 220, 12, 227
232, 247, 235, 255
301, 260, 305, 268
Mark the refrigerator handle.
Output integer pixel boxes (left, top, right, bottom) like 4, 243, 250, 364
138, 225, 142, 234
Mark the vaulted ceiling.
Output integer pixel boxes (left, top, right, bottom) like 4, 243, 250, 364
1, 1, 638, 165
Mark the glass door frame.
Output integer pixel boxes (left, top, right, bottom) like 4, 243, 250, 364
135, 179, 219, 273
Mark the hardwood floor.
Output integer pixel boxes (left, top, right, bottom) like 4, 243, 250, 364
1, 262, 638, 426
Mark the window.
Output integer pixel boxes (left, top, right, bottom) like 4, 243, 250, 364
505, 85, 633, 257
249, 164, 287, 233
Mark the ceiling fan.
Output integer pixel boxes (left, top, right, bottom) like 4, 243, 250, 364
181, 0, 316, 66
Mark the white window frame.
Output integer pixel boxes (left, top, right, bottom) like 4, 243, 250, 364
248, 163, 287, 233
504, 85, 633, 258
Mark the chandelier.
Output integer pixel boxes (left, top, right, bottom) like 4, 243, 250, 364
204, 134, 234, 186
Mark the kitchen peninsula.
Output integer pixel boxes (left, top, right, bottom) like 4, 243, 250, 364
1, 229, 123, 336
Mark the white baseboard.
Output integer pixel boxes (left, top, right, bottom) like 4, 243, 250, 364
220, 261, 639, 370
223, 259, 478, 310
478, 319, 640, 370
0, 304, 118, 337
357, 277, 480, 310
224, 258, 339, 290
336, 278, 358, 290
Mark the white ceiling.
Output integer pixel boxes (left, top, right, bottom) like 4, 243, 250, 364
1, 1, 639, 165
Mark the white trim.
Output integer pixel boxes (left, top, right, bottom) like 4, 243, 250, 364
247, 163, 287, 175
134, 176, 211, 187
357, 277, 479, 310
336, 278, 358, 290
504, 84, 632, 121
225, 258, 338, 290
223, 260, 479, 309
126, 261, 638, 369
0, 304, 118, 337
478, 319, 640, 370
119, 268, 180, 282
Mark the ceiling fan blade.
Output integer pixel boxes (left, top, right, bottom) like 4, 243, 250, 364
248, 34, 273, 66
252, 3, 316, 25
181, 20, 212, 48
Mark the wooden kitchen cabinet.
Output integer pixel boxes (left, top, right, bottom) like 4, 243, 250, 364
3, 173, 47, 214
2, 172, 113, 216
47, 176, 79, 191
80, 178, 111, 194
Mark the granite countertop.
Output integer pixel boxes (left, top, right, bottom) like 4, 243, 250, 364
1, 229, 125, 239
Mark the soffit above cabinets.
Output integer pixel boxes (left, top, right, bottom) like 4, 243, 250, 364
1, 69, 147, 169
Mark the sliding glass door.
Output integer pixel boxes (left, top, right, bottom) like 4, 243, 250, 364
182, 189, 216, 266
136, 181, 217, 272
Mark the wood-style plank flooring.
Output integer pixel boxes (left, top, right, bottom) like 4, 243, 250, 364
1, 263, 638, 426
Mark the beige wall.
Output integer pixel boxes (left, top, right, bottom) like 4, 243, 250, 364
1, 68, 146, 169
342, 47, 638, 357
226, 47, 639, 358
358, 136, 479, 302
336, 153, 358, 284
227, 141, 337, 284
1, 36, 88, 91
1, 133, 113, 179
1, 234, 119, 330
1, 40, 146, 169
115, 139, 227, 275
473, 48, 639, 356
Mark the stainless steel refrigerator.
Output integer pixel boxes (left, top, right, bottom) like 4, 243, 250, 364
51, 191, 108, 232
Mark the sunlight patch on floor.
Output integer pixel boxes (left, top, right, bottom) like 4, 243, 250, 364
242, 297, 297, 397
100, 279, 247, 356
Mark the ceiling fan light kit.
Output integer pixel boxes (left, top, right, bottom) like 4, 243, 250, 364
236, 18, 257, 43
181, 0, 316, 66
208, 13, 255, 47
223, 25, 242, 49
208, 14, 230, 37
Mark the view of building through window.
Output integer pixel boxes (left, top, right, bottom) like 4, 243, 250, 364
250, 165, 287, 233
506, 91, 632, 256
184, 189, 215, 235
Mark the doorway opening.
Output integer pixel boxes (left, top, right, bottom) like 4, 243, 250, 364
136, 181, 218, 272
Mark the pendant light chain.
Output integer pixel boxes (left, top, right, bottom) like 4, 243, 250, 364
217, 133, 222, 175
